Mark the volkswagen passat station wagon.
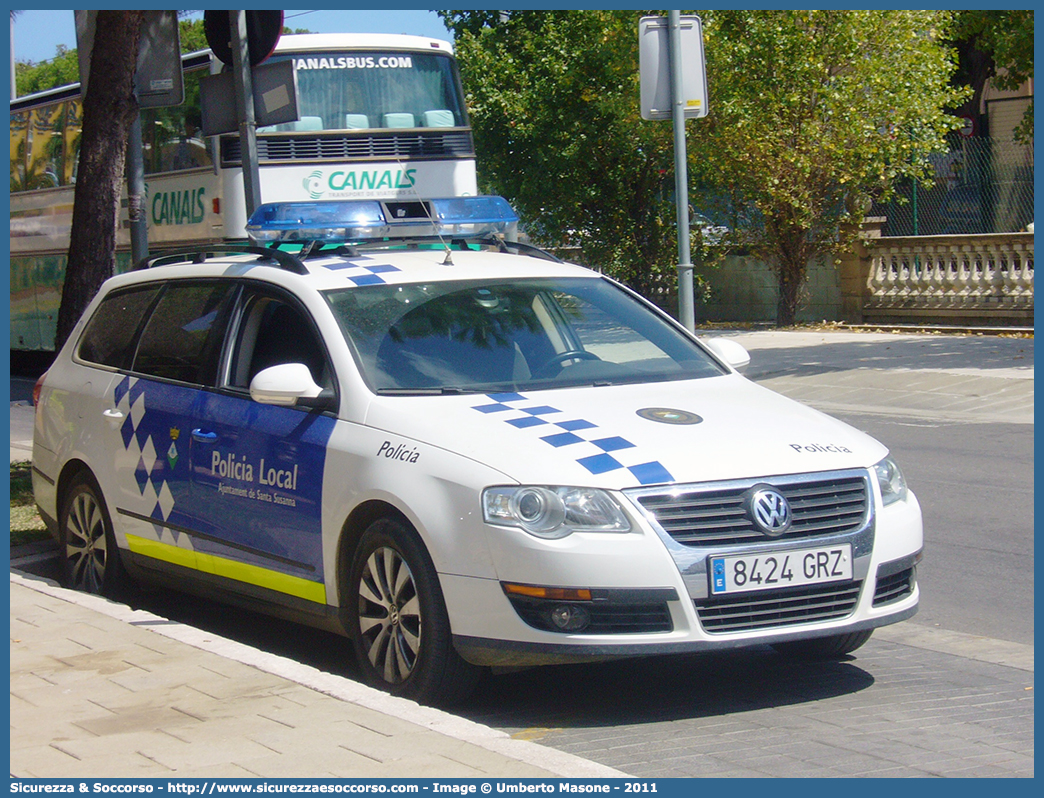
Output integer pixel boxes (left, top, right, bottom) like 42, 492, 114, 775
32, 196, 922, 705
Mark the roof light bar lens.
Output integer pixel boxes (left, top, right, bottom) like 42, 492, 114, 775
246, 201, 386, 243
246, 196, 518, 244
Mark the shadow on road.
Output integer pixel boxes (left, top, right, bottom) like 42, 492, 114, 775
741, 334, 1033, 380
460, 647, 874, 730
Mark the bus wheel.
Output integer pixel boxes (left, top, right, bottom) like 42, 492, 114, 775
348, 517, 480, 706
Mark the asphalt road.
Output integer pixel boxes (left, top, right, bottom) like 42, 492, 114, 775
834, 413, 1034, 646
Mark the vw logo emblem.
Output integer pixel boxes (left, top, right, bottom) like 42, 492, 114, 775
750, 487, 792, 536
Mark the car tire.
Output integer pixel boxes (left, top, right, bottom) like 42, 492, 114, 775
772, 629, 874, 660
59, 472, 127, 597
348, 517, 481, 706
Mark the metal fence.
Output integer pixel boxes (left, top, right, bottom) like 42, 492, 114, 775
873, 136, 1034, 237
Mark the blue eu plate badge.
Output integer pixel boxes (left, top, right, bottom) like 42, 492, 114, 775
712, 558, 726, 592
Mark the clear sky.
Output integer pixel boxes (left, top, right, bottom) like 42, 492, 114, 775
11, 9, 454, 65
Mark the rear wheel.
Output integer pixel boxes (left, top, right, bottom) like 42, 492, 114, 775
772, 630, 873, 660
59, 473, 126, 596
348, 517, 480, 706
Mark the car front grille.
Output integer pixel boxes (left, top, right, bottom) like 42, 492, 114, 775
694, 581, 862, 633
635, 472, 869, 548
221, 130, 475, 165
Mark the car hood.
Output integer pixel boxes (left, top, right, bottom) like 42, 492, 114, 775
363, 374, 887, 489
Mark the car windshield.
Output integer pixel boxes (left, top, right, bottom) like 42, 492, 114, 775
325, 277, 726, 394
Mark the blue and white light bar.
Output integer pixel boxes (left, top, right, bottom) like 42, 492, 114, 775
246, 196, 519, 244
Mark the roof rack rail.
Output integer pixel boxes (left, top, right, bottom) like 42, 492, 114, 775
135, 245, 308, 275
299, 234, 563, 264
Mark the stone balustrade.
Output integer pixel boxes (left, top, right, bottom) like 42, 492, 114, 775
862, 232, 1034, 325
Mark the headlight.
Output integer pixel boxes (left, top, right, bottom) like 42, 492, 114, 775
874, 456, 908, 506
482, 486, 631, 539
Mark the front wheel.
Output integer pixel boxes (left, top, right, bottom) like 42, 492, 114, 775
772, 629, 873, 660
59, 473, 127, 596
347, 517, 480, 706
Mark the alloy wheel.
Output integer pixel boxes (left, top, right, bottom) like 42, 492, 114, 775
357, 546, 423, 684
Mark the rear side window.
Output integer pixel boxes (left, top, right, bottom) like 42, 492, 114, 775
132, 282, 236, 385
78, 286, 161, 369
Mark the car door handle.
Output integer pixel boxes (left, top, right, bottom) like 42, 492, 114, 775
192, 429, 219, 443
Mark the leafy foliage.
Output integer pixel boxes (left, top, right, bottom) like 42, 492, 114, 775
15, 45, 80, 95
952, 10, 1034, 141
696, 10, 966, 323
440, 10, 683, 297
444, 9, 966, 325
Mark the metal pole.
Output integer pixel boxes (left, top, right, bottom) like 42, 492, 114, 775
127, 114, 149, 266
668, 10, 694, 332
229, 10, 262, 218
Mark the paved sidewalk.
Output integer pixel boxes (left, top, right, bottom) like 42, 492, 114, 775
10, 572, 625, 779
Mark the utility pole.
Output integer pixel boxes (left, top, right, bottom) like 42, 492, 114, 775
668, 10, 694, 332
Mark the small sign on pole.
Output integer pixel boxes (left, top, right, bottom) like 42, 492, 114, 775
639, 13, 709, 333
639, 15, 708, 121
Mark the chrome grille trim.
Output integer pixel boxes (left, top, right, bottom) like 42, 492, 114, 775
629, 470, 870, 548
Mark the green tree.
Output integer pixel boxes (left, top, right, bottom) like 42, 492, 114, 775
951, 10, 1033, 141
15, 45, 80, 96
445, 10, 965, 326
697, 10, 966, 325
440, 10, 682, 297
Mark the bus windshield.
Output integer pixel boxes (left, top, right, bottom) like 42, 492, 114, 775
260, 51, 467, 133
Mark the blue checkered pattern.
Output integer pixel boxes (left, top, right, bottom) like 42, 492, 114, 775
473, 392, 674, 486
311, 255, 401, 285
112, 376, 178, 531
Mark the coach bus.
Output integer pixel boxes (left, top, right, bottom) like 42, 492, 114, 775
10, 33, 477, 351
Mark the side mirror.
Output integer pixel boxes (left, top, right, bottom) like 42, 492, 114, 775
249, 363, 335, 410
703, 337, 751, 372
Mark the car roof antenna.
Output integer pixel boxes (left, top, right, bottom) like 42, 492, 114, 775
396, 157, 454, 265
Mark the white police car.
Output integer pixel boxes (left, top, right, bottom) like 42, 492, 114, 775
32, 196, 922, 705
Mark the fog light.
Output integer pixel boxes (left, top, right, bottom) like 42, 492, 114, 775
550, 604, 590, 631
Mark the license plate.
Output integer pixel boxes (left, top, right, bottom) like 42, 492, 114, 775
709, 544, 853, 595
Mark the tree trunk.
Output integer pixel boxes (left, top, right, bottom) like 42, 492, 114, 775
54, 11, 143, 351
776, 260, 805, 327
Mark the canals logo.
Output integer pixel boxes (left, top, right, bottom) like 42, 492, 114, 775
302, 168, 418, 199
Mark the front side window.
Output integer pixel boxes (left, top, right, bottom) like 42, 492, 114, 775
260, 51, 467, 133
326, 277, 725, 394
132, 282, 235, 385
226, 292, 332, 392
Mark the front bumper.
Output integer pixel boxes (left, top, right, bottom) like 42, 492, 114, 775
441, 469, 923, 668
